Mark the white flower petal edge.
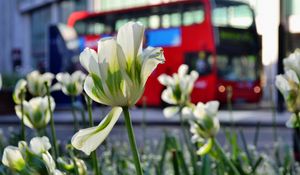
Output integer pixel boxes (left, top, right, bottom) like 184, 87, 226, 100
71, 107, 122, 155
163, 106, 180, 118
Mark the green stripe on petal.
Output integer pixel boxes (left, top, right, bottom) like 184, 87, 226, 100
71, 107, 122, 155
84, 75, 110, 105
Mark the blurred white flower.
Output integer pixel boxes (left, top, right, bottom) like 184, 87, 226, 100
58, 157, 87, 175
15, 96, 55, 129
29, 136, 51, 154
55, 70, 86, 96
26, 71, 54, 96
188, 101, 220, 155
276, 49, 300, 128
283, 49, 300, 77
12, 79, 27, 104
80, 21, 164, 107
2, 146, 26, 171
71, 107, 122, 155
158, 64, 198, 118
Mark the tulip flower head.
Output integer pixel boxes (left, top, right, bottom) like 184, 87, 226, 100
2, 146, 26, 171
13, 79, 27, 104
80, 21, 164, 107
158, 64, 199, 118
276, 49, 300, 128
26, 71, 54, 96
55, 70, 86, 96
188, 101, 220, 155
15, 96, 55, 129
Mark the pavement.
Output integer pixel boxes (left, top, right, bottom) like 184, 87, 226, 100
0, 106, 291, 127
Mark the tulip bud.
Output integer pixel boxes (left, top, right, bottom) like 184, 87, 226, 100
2, 146, 26, 171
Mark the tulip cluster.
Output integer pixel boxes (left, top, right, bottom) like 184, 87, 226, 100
158, 64, 199, 118
276, 49, 300, 128
2, 136, 64, 175
12, 71, 56, 133
186, 101, 220, 155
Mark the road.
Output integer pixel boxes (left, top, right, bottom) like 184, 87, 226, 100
0, 107, 293, 151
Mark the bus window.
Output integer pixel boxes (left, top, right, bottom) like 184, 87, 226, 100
185, 52, 212, 76
138, 17, 149, 28
170, 13, 181, 27
217, 54, 258, 81
228, 5, 253, 28
194, 9, 205, 24
94, 23, 105, 35
183, 11, 194, 26
162, 14, 171, 28
149, 15, 160, 29
213, 4, 253, 29
74, 21, 86, 35
116, 19, 129, 30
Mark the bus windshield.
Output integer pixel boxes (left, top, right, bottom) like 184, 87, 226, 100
217, 54, 259, 81
213, 1, 254, 29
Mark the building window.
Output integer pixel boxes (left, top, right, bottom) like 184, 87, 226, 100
31, 7, 51, 71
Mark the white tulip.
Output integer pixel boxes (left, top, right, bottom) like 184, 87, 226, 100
283, 49, 300, 77
30, 136, 51, 154
80, 21, 164, 107
13, 79, 27, 104
15, 96, 55, 129
188, 101, 220, 155
158, 64, 199, 118
71, 107, 122, 155
55, 70, 86, 96
26, 71, 54, 96
2, 146, 26, 171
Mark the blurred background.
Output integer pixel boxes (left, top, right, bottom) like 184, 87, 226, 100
0, 0, 299, 111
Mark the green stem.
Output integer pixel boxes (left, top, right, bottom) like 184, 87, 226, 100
71, 96, 79, 131
85, 94, 101, 175
45, 83, 59, 165
122, 107, 143, 175
179, 109, 199, 175
20, 90, 25, 141
214, 139, 240, 175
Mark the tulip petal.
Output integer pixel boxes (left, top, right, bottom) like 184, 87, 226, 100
2, 146, 25, 171
71, 107, 122, 155
30, 136, 51, 154
80, 48, 100, 75
205, 101, 220, 117
178, 64, 188, 78
196, 138, 213, 155
117, 22, 145, 64
84, 75, 111, 105
13, 79, 27, 104
15, 103, 34, 129
158, 74, 173, 86
163, 106, 179, 118
141, 47, 165, 85
275, 75, 291, 98
161, 87, 177, 105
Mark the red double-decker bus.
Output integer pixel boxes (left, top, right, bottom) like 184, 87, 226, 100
67, 0, 262, 106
